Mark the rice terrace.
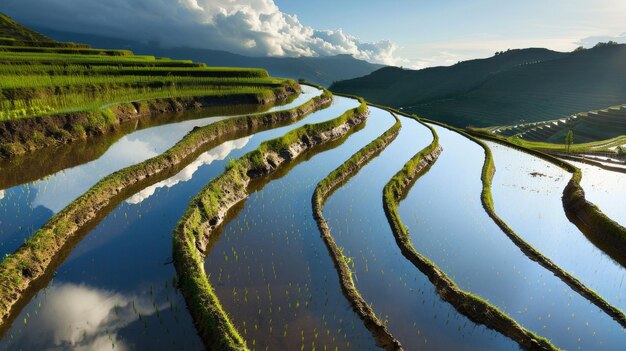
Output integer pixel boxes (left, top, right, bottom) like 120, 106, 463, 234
0, 2, 625, 350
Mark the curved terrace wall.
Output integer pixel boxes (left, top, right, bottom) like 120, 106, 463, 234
312, 113, 403, 351
0, 89, 332, 330
381, 121, 558, 351
172, 98, 369, 350
468, 130, 626, 268
426, 120, 626, 329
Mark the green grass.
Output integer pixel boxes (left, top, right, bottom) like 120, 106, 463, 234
0, 74, 291, 120
0, 86, 285, 121
0, 20, 301, 157
0, 51, 202, 66
0, 45, 134, 56
0, 12, 52, 42
0, 64, 269, 77
0, 75, 286, 89
0, 19, 286, 124
0, 46, 294, 121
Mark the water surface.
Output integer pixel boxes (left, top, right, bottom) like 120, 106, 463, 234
0, 93, 353, 351
570, 160, 626, 227
397, 127, 625, 350
203, 107, 398, 350
323, 119, 519, 350
486, 141, 626, 312
0, 87, 322, 258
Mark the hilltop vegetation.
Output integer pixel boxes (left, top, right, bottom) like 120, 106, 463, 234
0, 12, 51, 42
332, 45, 626, 128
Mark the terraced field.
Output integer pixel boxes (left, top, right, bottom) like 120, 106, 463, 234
1, 14, 626, 351
488, 105, 626, 143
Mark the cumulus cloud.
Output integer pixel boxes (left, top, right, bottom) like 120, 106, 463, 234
3, 0, 403, 65
126, 136, 251, 205
11, 283, 158, 351
576, 33, 626, 48
0, 190, 4, 201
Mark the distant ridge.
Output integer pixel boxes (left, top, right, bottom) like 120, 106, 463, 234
332, 45, 626, 128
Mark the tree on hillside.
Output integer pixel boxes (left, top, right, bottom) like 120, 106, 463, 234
565, 130, 574, 153
594, 41, 619, 48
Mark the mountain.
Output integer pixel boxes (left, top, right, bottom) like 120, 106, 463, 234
331, 46, 626, 128
31, 27, 385, 87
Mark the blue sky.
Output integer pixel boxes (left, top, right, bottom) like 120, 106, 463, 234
275, 0, 626, 67
3, 0, 626, 68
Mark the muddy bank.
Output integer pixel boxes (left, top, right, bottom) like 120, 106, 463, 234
173, 100, 368, 351
0, 84, 298, 158
312, 115, 403, 351
0, 90, 331, 328
382, 122, 558, 351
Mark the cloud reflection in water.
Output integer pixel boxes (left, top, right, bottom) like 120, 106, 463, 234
12, 283, 157, 351
126, 136, 251, 205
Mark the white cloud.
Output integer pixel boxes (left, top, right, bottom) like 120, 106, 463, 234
126, 136, 251, 205
576, 33, 626, 47
3, 0, 403, 65
0, 190, 4, 201
12, 283, 157, 351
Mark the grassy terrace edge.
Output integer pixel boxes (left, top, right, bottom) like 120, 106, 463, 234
467, 129, 626, 268
0, 87, 332, 329
311, 113, 403, 351
380, 120, 559, 351
446, 124, 626, 328
172, 98, 369, 350
0, 82, 299, 158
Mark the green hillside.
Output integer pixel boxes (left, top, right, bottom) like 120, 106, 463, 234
0, 13, 296, 122
331, 45, 626, 128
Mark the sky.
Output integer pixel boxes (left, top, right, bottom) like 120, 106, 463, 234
3, 0, 626, 68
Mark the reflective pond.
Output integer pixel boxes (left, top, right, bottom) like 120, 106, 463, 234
396, 128, 625, 350
0, 92, 354, 351
0, 86, 322, 258
203, 107, 397, 350
323, 119, 519, 350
